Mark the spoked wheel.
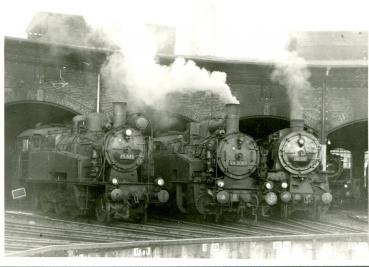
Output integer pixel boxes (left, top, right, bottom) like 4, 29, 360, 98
40, 193, 53, 214
95, 195, 111, 224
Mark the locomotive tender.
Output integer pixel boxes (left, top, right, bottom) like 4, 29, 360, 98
153, 103, 263, 222
14, 102, 169, 223
259, 119, 333, 219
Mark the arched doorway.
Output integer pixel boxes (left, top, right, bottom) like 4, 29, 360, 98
239, 115, 318, 140
4, 101, 79, 205
239, 116, 290, 139
327, 120, 368, 202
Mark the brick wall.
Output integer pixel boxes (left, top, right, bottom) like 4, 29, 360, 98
4, 39, 368, 131
5, 59, 228, 122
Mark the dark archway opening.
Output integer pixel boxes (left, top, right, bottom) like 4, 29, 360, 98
327, 120, 368, 202
327, 120, 368, 152
239, 116, 290, 139
4, 102, 78, 204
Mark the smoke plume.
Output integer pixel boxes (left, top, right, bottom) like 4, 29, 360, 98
271, 51, 312, 120
101, 54, 238, 108
90, 13, 238, 108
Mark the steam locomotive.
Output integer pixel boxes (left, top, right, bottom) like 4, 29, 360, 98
326, 154, 354, 206
258, 119, 333, 219
13, 102, 169, 223
153, 103, 263, 222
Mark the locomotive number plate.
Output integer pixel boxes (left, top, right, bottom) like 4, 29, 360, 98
12, 187, 26, 199
293, 156, 308, 162
229, 160, 247, 166
120, 153, 134, 160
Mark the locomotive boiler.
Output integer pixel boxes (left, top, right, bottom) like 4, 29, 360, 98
259, 119, 332, 219
153, 103, 262, 222
14, 102, 169, 223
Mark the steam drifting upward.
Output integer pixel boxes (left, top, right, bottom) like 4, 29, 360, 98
95, 16, 238, 107
102, 54, 238, 107
271, 52, 312, 120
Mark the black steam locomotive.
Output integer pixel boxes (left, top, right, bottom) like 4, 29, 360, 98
153, 103, 263, 222
258, 119, 333, 219
13, 102, 169, 223
326, 153, 354, 207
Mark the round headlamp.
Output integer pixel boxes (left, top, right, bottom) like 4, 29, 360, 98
344, 184, 348, 188
265, 181, 274, 190
298, 137, 305, 147
216, 179, 225, 188
156, 177, 165, 186
112, 178, 118, 185
125, 129, 133, 136
281, 182, 288, 189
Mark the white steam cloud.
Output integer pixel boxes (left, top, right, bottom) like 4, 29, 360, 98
101, 54, 238, 107
271, 51, 312, 120
85, 13, 238, 107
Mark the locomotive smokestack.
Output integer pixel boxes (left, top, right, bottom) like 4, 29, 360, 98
113, 102, 127, 128
290, 119, 304, 132
225, 103, 240, 134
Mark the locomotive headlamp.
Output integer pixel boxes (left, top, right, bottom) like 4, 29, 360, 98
125, 129, 133, 136
112, 178, 118, 185
91, 149, 98, 159
281, 182, 288, 189
344, 184, 348, 188
216, 179, 225, 188
265, 181, 274, 190
156, 177, 165, 186
297, 137, 305, 147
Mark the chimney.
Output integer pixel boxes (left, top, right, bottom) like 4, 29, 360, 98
290, 119, 304, 132
225, 103, 240, 134
113, 102, 127, 128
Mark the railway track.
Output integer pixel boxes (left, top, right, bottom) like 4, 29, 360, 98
262, 217, 365, 235
345, 213, 368, 224
5, 209, 367, 255
5, 211, 205, 254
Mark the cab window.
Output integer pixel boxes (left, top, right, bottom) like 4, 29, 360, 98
31, 135, 42, 149
22, 138, 29, 153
